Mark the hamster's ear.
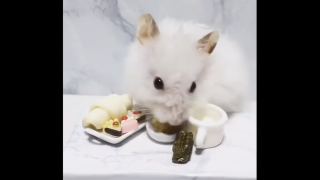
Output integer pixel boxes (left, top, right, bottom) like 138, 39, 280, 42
196, 31, 219, 54
136, 14, 159, 45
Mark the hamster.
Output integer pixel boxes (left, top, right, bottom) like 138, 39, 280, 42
123, 14, 249, 126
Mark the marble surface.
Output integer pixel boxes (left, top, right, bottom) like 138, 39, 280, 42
63, 0, 256, 100
63, 108, 256, 180
64, 95, 103, 146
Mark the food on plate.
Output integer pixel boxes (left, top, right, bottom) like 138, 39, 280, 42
150, 118, 184, 134
120, 94, 133, 110
120, 116, 139, 134
172, 131, 194, 164
127, 110, 142, 120
136, 115, 146, 123
103, 119, 122, 137
82, 108, 111, 130
119, 109, 145, 134
84, 94, 147, 137
131, 104, 148, 122
89, 94, 131, 119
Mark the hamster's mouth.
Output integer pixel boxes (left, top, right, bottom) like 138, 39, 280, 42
133, 103, 187, 125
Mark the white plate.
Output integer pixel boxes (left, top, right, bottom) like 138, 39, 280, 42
85, 121, 147, 144
82, 102, 148, 144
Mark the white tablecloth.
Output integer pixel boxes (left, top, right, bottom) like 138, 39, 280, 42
63, 95, 256, 180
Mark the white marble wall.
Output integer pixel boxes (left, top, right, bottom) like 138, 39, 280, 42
63, 0, 256, 100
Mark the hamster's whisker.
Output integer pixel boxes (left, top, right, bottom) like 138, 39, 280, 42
145, 116, 155, 121
133, 107, 150, 111
132, 105, 154, 120
141, 113, 153, 116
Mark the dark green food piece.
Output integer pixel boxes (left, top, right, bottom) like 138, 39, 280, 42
172, 131, 194, 164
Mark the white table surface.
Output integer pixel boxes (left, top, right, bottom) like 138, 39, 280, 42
63, 95, 103, 147
63, 95, 256, 180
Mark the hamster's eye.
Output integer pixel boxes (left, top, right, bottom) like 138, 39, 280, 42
189, 82, 196, 93
154, 77, 164, 90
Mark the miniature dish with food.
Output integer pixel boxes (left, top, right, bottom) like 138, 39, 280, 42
82, 94, 147, 144
146, 118, 184, 143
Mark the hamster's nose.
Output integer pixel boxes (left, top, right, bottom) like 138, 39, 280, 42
166, 94, 184, 107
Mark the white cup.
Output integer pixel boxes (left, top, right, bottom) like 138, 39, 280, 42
187, 104, 228, 149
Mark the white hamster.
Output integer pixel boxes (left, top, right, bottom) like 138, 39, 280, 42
124, 14, 249, 125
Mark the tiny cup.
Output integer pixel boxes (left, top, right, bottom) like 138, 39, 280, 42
187, 104, 228, 149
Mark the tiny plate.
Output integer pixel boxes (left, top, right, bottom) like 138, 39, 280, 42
83, 102, 147, 144
85, 122, 147, 144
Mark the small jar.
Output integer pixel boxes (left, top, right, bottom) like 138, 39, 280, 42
150, 118, 184, 134
146, 117, 185, 143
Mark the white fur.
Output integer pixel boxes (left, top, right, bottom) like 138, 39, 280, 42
124, 18, 249, 125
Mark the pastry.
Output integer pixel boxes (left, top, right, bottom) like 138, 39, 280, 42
136, 115, 146, 123
82, 108, 110, 130
103, 119, 122, 137
172, 131, 194, 164
120, 117, 139, 134
120, 115, 139, 134
89, 94, 128, 119
120, 94, 133, 110
129, 109, 147, 123
127, 110, 142, 120
84, 94, 144, 136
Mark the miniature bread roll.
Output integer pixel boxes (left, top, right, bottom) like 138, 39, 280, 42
120, 94, 133, 110
82, 108, 111, 129
89, 94, 119, 111
90, 94, 127, 119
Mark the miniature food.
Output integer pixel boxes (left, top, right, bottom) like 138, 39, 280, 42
89, 94, 130, 119
82, 108, 111, 130
150, 118, 184, 134
83, 94, 147, 137
172, 131, 194, 164
127, 110, 142, 120
103, 119, 122, 137
120, 94, 133, 110
121, 118, 139, 134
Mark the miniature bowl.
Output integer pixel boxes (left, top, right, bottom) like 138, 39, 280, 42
146, 121, 177, 143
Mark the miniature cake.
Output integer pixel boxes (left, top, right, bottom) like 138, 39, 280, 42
103, 119, 122, 137
130, 106, 147, 123
121, 118, 139, 134
129, 110, 142, 119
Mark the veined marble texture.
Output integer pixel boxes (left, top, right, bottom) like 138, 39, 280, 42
63, 0, 257, 100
